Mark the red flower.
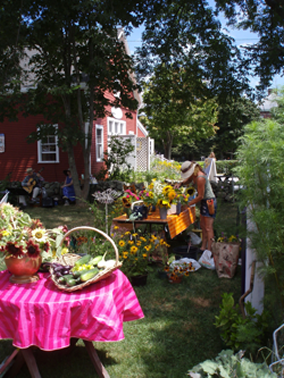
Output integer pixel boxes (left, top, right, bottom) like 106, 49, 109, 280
5, 242, 25, 258
26, 240, 41, 258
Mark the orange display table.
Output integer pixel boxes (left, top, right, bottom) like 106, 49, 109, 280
112, 206, 195, 239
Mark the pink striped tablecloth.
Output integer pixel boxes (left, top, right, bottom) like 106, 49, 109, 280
0, 269, 144, 351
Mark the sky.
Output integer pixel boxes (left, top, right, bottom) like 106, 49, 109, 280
126, 10, 284, 91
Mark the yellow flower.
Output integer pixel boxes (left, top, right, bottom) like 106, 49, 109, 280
119, 240, 125, 247
2, 230, 10, 237
123, 252, 128, 259
130, 246, 138, 254
61, 247, 69, 255
168, 190, 176, 201
128, 240, 134, 245
162, 185, 172, 195
142, 253, 147, 258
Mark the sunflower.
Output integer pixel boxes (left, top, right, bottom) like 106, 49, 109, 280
119, 240, 125, 247
186, 186, 195, 196
5, 242, 24, 258
162, 185, 172, 196
168, 190, 176, 202
32, 228, 48, 243
26, 239, 41, 258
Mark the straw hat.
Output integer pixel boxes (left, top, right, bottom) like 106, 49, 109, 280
180, 161, 197, 180
26, 167, 33, 174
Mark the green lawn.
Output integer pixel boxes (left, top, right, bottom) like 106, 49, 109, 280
0, 200, 242, 378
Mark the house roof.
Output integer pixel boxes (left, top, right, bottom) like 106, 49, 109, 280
259, 90, 279, 112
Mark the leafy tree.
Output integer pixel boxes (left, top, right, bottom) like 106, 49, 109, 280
136, 0, 254, 102
0, 0, 28, 122
140, 64, 218, 159
215, 0, 284, 91
1, 0, 145, 201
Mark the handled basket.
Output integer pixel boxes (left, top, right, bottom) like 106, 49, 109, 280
50, 226, 122, 292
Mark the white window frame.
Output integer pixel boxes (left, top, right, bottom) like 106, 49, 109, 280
96, 124, 104, 162
107, 117, 126, 136
37, 124, 59, 163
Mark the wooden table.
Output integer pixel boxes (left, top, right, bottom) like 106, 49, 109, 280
112, 206, 196, 239
0, 269, 144, 378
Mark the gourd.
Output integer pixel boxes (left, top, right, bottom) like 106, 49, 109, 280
97, 252, 116, 270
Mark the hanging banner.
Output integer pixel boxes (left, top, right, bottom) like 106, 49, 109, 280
0, 134, 5, 153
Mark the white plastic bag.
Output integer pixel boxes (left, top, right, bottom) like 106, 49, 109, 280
170, 258, 201, 272
189, 232, 202, 245
198, 250, 215, 270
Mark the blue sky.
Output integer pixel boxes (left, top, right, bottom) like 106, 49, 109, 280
126, 13, 284, 91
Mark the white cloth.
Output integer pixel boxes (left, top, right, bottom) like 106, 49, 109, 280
204, 158, 218, 183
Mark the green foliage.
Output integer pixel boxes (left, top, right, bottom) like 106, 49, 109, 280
234, 103, 284, 322
215, 0, 284, 91
188, 349, 277, 377
214, 293, 270, 357
100, 136, 135, 182
140, 64, 218, 159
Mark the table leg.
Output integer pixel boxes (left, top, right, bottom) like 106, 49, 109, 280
83, 341, 110, 378
21, 349, 42, 378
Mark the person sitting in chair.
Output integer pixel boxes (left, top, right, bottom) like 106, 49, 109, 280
21, 168, 44, 205
61, 169, 76, 206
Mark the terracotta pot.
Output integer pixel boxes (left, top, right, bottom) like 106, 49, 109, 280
5, 254, 42, 284
168, 276, 182, 284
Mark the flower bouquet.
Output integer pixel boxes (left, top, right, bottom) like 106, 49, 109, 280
0, 203, 66, 283
164, 258, 196, 283
120, 189, 140, 217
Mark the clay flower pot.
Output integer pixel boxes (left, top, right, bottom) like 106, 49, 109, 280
5, 254, 42, 284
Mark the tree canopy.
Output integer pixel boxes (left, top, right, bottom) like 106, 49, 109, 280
1, 0, 146, 200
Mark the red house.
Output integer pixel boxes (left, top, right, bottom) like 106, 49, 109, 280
0, 31, 147, 183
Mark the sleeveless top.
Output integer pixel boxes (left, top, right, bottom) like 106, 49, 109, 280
199, 174, 215, 199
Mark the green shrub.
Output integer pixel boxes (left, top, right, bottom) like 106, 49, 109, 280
188, 349, 277, 377
214, 292, 270, 358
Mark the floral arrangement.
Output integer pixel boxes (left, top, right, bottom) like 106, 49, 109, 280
216, 233, 240, 243
139, 179, 163, 208
0, 203, 66, 262
164, 259, 196, 281
121, 189, 140, 211
117, 231, 168, 278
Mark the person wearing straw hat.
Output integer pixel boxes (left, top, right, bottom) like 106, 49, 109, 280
175, 161, 217, 253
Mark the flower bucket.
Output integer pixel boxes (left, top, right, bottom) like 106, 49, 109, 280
159, 207, 168, 220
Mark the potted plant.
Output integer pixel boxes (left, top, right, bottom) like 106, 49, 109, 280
164, 258, 196, 283
0, 203, 65, 283
117, 230, 166, 286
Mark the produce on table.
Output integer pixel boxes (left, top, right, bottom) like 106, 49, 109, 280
43, 252, 116, 288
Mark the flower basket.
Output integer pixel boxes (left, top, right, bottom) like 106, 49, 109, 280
50, 226, 122, 292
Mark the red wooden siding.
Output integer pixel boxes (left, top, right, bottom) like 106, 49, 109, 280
0, 113, 84, 182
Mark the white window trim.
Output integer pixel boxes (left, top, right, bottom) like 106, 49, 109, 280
96, 124, 104, 162
37, 124, 59, 163
107, 117, 126, 136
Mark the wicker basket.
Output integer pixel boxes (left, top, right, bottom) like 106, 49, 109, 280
50, 226, 122, 292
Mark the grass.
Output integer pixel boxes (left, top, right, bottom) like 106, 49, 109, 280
0, 200, 242, 378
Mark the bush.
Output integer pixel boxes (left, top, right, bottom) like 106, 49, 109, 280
188, 349, 277, 377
